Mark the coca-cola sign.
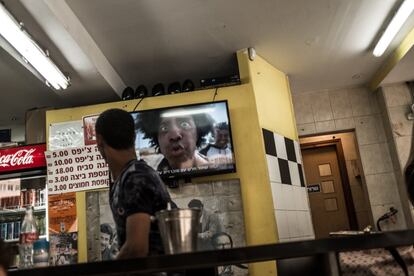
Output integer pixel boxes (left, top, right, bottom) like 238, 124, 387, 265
0, 144, 46, 173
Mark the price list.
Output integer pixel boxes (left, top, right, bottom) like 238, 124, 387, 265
45, 145, 109, 194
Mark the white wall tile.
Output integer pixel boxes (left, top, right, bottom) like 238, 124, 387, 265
396, 135, 413, 169
289, 161, 301, 187
311, 91, 333, 122
359, 143, 393, 175
335, 118, 355, 131
365, 173, 399, 205
275, 210, 290, 239
266, 155, 281, 183
294, 140, 302, 164
298, 187, 310, 211
274, 133, 287, 159
296, 211, 308, 237
278, 238, 291, 243
383, 84, 411, 107
277, 183, 288, 210
315, 120, 336, 133
293, 93, 315, 124
329, 89, 353, 119
297, 123, 316, 136
271, 182, 283, 210
304, 211, 315, 237
287, 211, 300, 237
281, 184, 294, 210
375, 115, 387, 143
291, 185, 302, 211
348, 87, 373, 116
355, 116, 380, 145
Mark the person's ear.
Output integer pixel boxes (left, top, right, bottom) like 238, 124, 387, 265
96, 134, 104, 147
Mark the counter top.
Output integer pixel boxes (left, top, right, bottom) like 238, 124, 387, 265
9, 230, 414, 276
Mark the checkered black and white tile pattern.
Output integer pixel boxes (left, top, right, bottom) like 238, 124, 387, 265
262, 128, 314, 242
262, 128, 305, 187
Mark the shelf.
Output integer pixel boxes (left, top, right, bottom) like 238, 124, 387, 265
0, 205, 46, 216
4, 235, 47, 243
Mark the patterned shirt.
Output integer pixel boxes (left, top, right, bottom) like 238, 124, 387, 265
109, 159, 170, 255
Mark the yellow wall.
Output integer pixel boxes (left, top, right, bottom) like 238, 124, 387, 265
46, 50, 296, 276
240, 50, 298, 140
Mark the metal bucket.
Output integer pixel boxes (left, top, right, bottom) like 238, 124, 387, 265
156, 208, 201, 254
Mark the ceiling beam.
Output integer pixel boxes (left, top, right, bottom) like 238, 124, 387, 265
369, 26, 414, 90
19, 0, 126, 97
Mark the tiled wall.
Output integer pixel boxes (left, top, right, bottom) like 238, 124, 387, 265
262, 128, 315, 242
381, 84, 413, 173
292, 87, 407, 231
380, 84, 414, 227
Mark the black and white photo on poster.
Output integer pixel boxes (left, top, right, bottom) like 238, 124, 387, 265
85, 179, 247, 276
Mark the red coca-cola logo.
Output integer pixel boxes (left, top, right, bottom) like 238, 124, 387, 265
0, 144, 46, 173
19, 232, 39, 244
0, 149, 35, 167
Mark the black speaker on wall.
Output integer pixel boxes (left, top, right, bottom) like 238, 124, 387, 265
168, 82, 181, 94
182, 79, 195, 92
152, 83, 165, 96
122, 86, 134, 100
134, 85, 148, 98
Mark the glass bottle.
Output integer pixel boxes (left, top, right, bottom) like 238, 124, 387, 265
19, 206, 38, 269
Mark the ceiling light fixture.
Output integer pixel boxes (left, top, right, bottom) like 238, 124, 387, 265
0, 3, 69, 90
373, 0, 414, 57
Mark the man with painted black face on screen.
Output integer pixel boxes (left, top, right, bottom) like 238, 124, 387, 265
136, 108, 215, 175
200, 122, 233, 166
95, 109, 171, 262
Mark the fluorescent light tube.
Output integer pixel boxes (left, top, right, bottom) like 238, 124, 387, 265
373, 0, 414, 57
161, 108, 214, 118
0, 3, 69, 90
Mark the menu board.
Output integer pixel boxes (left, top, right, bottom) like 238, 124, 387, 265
45, 145, 109, 194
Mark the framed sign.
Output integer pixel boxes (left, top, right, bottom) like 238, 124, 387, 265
83, 115, 99, 146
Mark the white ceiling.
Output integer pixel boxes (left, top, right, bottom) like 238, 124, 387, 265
1, 0, 414, 127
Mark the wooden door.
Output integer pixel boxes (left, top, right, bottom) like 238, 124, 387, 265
302, 145, 350, 238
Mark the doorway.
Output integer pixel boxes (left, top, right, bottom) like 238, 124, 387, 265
301, 139, 357, 238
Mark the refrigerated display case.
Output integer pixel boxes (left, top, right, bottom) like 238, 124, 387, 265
0, 144, 47, 264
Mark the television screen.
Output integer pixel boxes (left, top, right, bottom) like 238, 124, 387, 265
131, 101, 236, 179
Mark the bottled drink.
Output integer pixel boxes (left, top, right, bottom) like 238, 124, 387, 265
19, 206, 38, 269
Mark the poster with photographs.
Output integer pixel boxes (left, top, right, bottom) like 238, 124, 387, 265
83, 115, 99, 145
86, 190, 119, 262
48, 193, 77, 234
85, 179, 247, 276
169, 179, 247, 276
49, 232, 78, 265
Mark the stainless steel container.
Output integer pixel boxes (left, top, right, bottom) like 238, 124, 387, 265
155, 208, 201, 254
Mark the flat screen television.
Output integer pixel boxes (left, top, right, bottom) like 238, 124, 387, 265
131, 101, 236, 179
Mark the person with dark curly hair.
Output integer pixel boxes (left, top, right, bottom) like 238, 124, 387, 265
136, 107, 215, 172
